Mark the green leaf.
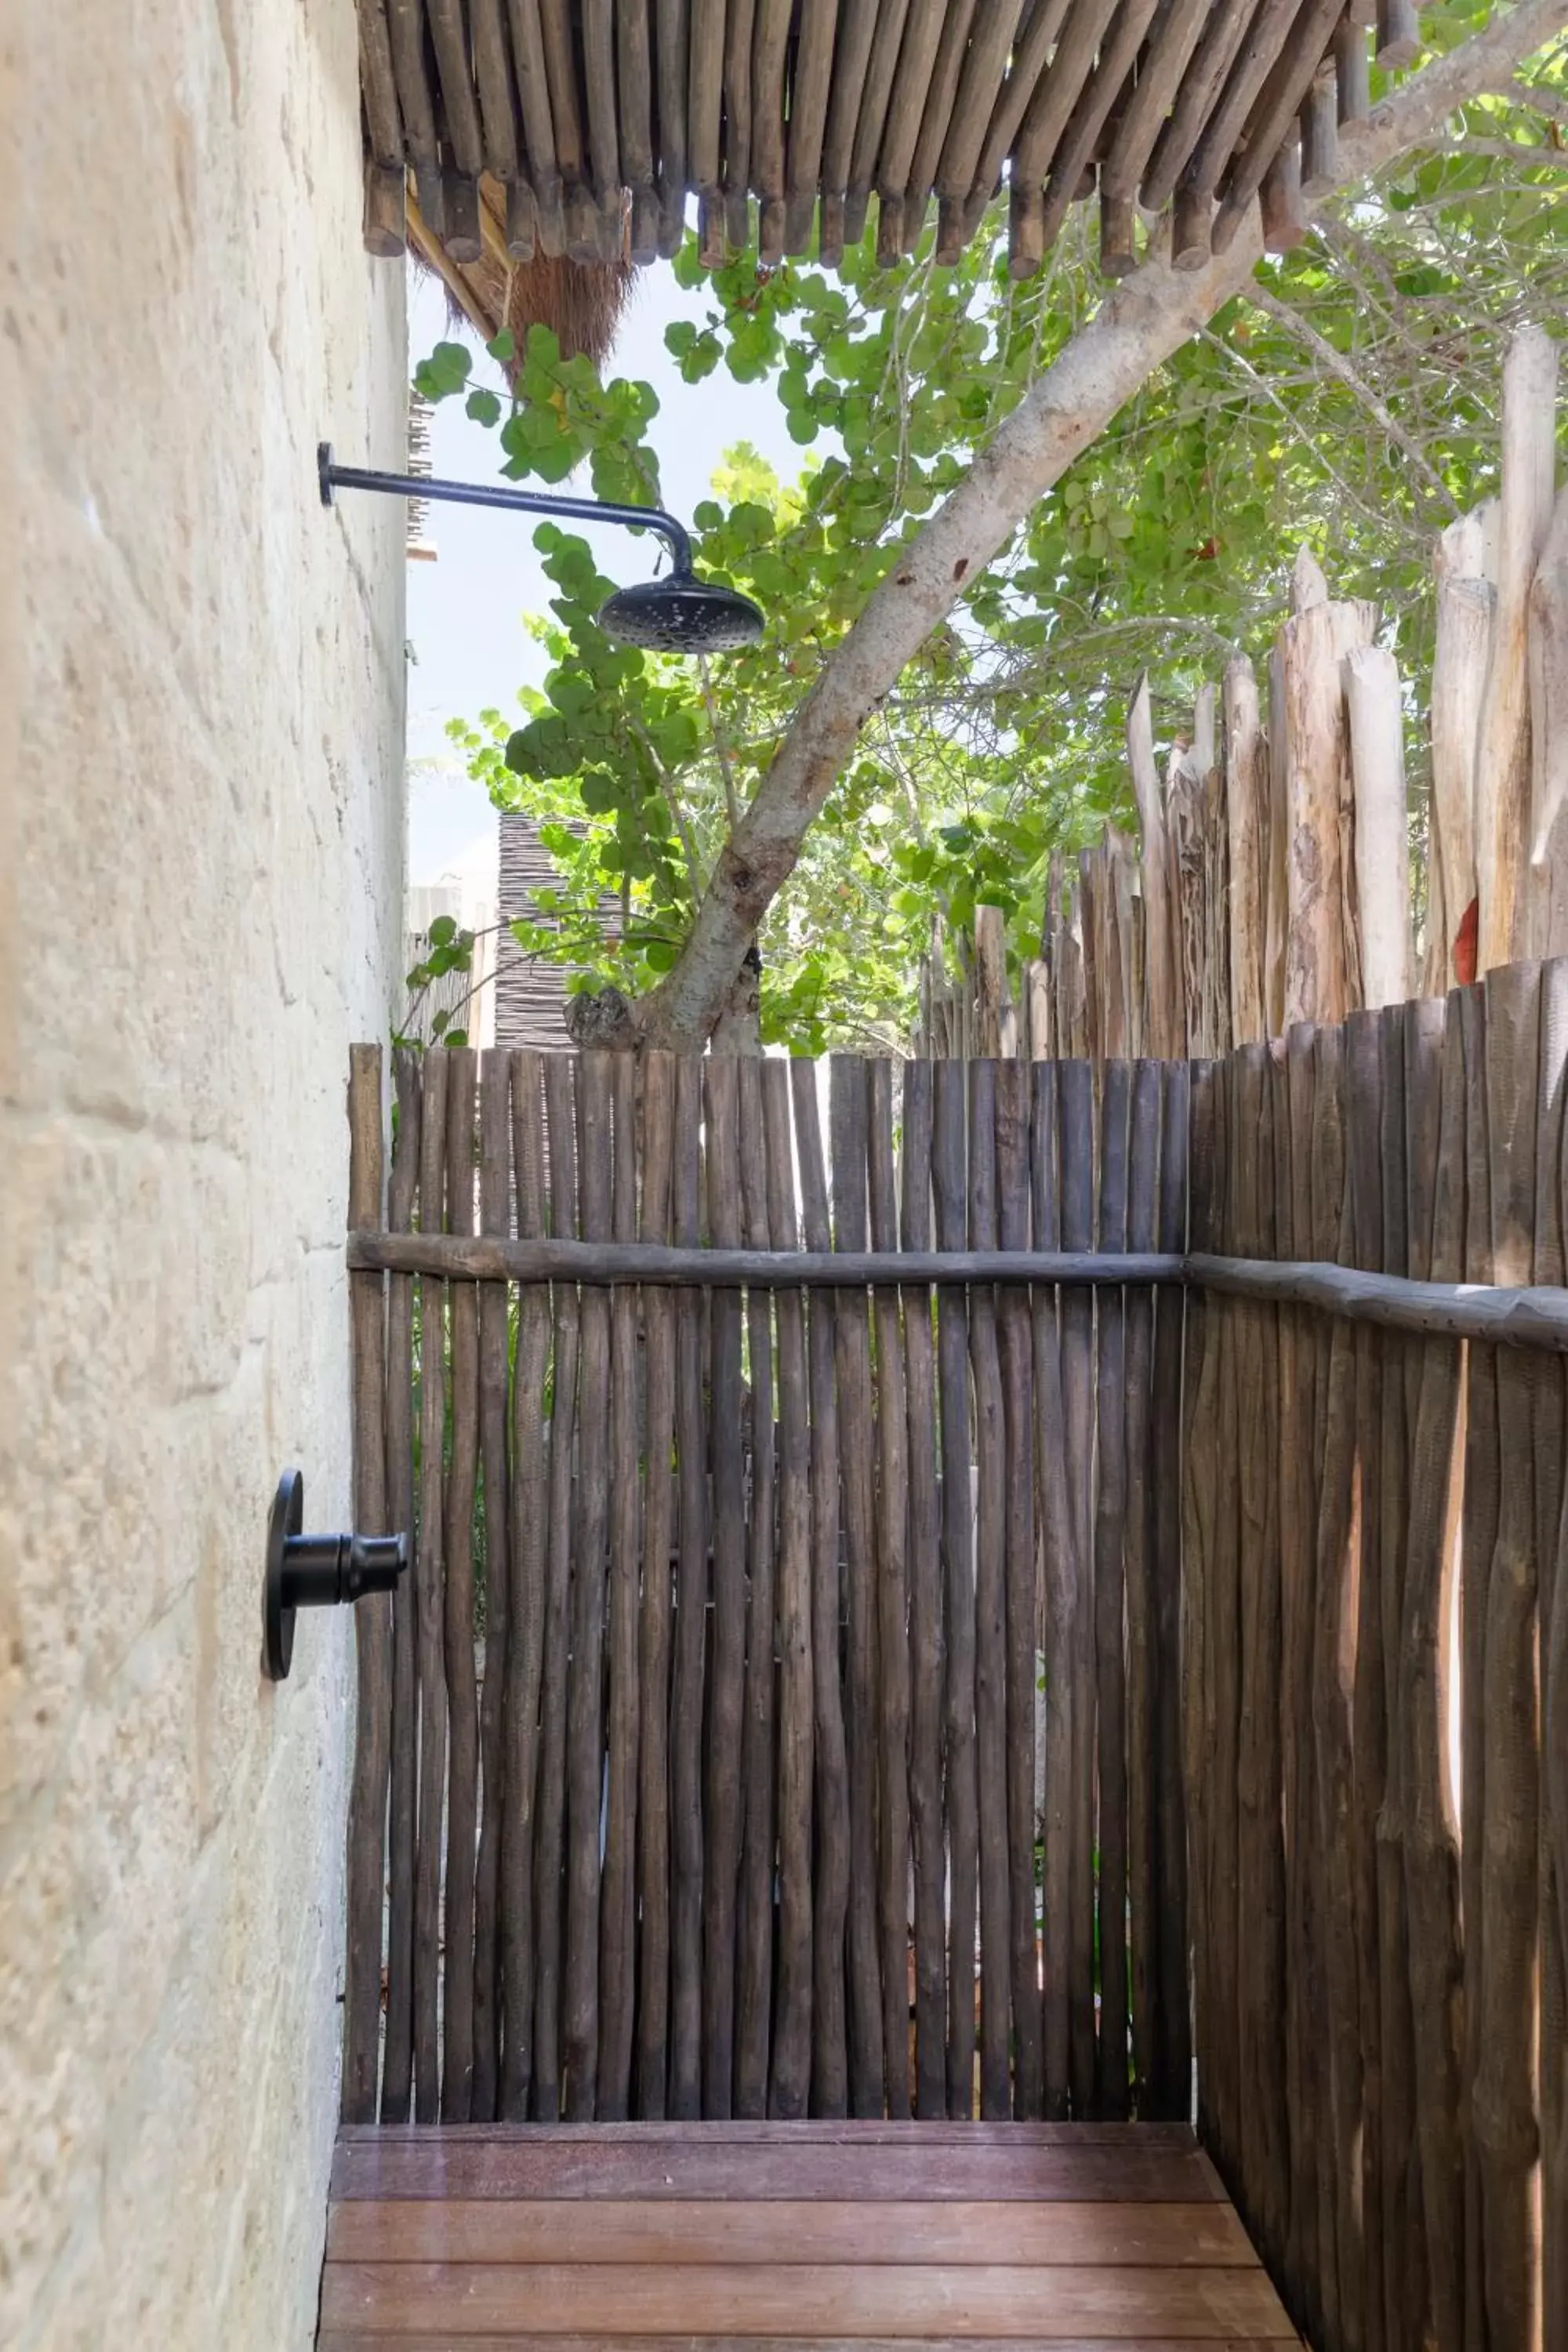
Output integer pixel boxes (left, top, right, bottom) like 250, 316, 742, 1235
466, 387, 503, 427
428, 915, 458, 947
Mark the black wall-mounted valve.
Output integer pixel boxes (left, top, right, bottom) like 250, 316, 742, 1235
263, 1468, 408, 1682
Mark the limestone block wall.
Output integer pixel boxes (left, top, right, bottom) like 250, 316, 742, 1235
0, 2, 406, 2344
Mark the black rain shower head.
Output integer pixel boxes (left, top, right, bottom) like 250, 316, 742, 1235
318, 445, 764, 656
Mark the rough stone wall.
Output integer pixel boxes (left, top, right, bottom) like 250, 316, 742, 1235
0, 3, 405, 2345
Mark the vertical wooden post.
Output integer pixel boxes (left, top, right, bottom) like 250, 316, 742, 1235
767, 1058, 815, 2118
935, 1056, 978, 2116
413, 1047, 450, 2125
869, 1060, 914, 2118
343, 1044, 391, 2126
904, 1060, 948, 2120
441, 1047, 481, 2122
597, 1054, 643, 2118
830, 1057, 887, 2116
500, 1052, 550, 2120
735, 1058, 780, 2118
471, 1051, 514, 2120
381, 1050, 422, 2124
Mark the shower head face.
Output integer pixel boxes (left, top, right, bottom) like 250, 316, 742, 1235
597, 572, 765, 655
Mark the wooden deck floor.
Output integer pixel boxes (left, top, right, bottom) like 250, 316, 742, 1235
320, 2122, 1298, 2350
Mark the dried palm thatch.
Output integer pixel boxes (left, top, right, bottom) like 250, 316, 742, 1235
408, 173, 633, 372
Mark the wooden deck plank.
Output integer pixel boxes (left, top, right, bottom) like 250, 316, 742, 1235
329, 2143, 1224, 2205
336, 2123, 1206, 2147
321, 2339, 1296, 2352
325, 2200, 1257, 2267
318, 2263, 1297, 2337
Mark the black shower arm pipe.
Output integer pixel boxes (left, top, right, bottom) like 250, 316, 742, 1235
318, 445, 695, 575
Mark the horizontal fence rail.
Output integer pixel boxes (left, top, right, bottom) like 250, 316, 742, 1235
341, 1045, 1192, 2132
350, 1228, 1568, 1349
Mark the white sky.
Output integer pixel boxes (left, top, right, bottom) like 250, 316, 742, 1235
405, 263, 808, 885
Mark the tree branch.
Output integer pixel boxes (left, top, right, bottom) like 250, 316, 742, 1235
637, 0, 1568, 1050
1243, 280, 1461, 515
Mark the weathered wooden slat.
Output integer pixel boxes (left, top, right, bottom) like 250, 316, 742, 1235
1058, 1057, 1098, 2116
735, 1057, 778, 2119
427, 0, 487, 177
344, 1045, 392, 2127
819, 0, 884, 260
1371, 1007, 1425, 2352
1011, 0, 1127, 274
1037, 0, 1166, 257
718, 0, 756, 243
617, 0, 658, 252
470, 0, 521, 180
1141, 0, 1258, 210
328, 2194, 1259, 2264
597, 1056, 641, 2119
471, 1052, 514, 2122
874, 0, 949, 224
967, 1058, 1013, 2120
902, 1058, 947, 2121
532, 1054, 580, 2122
702, 1057, 747, 2118
1094, 1062, 1134, 2120
785, 0, 841, 250
1459, 982, 1496, 2352
1031, 1061, 1076, 2122
537, 0, 587, 188
503, 0, 567, 252
1307, 1030, 1365, 2350
794, 1058, 851, 2116
750, 0, 793, 259
1232, 1044, 1284, 2265
905, 0, 982, 245
383, 1050, 423, 2125
500, 1052, 550, 2121
1180, 1061, 1222, 2163
1397, 993, 1468, 2352
387, 0, 441, 176
634, 1054, 677, 2121
935, 0, 1029, 214
830, 1056, 887, 2117
689, 0, 728, 204
1202, 1051, 1243, 2176
350, 1233, 1188, 1287
996, 1061, 1040, 2120
1345, 1011, 1387, 2350
359, 0, 406, 169
414, 1048, 452, 2125
935, 1058, 980, 2118
669, 1057, 708, 2119
963, 0, 1073, 237
1123, 1062, 1160, 2119
441, 1049, 482, 2124
766, 1058, 815, 2119
1100, 0, 1213, 265
845, 0, 916, 237
561, 1055, 612, 2118
1149, 1063, 1191, 2123
868, 1060, 913, 2118
1477, 961, 1544, 2352
655, 0, 691, 249
1210, 0, 1346, 250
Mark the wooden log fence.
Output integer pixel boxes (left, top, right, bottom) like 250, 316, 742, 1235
343, 1041, 1192, 2130
340, 993, 1564, 2352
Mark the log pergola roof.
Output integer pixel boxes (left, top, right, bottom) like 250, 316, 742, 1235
357, 0, 1417, 283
